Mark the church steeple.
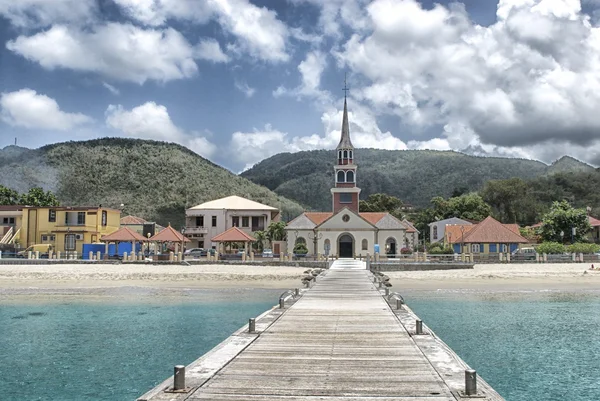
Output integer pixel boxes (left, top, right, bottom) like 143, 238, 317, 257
331, 74, 361, 214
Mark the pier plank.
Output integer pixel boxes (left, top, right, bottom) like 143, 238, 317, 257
139, 260, 504, 401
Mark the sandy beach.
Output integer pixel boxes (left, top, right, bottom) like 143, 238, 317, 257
0, 262, 599, 298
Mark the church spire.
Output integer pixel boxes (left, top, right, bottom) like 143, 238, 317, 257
337, 74, 353, 149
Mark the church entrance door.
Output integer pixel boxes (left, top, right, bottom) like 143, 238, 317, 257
338, 234, 354, 258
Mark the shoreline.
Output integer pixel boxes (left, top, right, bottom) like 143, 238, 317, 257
0, 263, 599, 301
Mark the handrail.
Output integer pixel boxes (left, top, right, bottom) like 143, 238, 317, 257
278, 289, 297, 309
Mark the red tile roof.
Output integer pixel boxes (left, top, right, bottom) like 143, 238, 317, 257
359, 212, 388, 225
304, 212, 333, 225
149, 225, 190, 242
589, 216, 600, 227
505, 224, 521, 235
445, 225, 475, 244
101, 227, 147, 242
120, 215, 147, 225
212, 227, 256, 242
461, 216, 528, 243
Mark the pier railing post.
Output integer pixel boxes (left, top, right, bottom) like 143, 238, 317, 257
465, 369, 477, 395
173, 365, 185, 391
415, 319, 423, 335
248, 318, 256, 333
396, 298, 402, 310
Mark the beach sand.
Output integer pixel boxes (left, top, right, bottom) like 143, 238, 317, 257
0, 262, 599, 300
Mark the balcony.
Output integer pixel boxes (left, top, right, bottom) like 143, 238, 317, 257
184, 227, 208, 235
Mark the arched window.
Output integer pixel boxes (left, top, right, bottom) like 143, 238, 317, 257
432, 226, 438, 240
346, 171, 354, 182
343, 150, 348, 159
362, 238, 368, 251
337, 170, 345, 182
349, 150, 353, 159
338, 150, 342, 160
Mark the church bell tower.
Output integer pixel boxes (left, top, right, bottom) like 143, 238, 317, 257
331, 77, 361, 214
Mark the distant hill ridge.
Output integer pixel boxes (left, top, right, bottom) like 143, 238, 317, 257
0, 138, 305, 226
241, 149, 595, 211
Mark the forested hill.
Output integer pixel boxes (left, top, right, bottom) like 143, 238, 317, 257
0, 139, 305, 226
241, 149, 595, 211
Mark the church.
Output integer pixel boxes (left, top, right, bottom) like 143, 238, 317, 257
285, 94, 418, 258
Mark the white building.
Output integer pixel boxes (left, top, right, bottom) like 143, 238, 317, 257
428, 217, 473, 244
184, 196, 280, 250
285, 94, 418, 258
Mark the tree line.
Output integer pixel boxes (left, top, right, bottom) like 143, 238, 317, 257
0, 185, 59, 207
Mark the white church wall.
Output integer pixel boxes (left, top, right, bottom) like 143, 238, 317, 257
318, 230, 376, 257
286, 229, 315, 254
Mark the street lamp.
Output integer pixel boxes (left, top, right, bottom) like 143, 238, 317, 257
146, 232, 151, 257
460, 226, 465, 254
181, 227, 186, 258
560, 230, 564, 243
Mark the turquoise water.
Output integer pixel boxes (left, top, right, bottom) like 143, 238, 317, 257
407, 291, 600, 401
0, 289, 281, 401
1, 290, 599, 401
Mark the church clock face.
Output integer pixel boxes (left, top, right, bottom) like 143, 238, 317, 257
342, 214, 350, 222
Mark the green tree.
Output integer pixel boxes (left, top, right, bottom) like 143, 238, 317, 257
266, 221, 287, 242
0, 185, 20, 205
539, 201, 591, 243
432, 193, 491, 221
19, 187, 60, 207
253, 230, 266, 252
480, 178, 529, 223
359, 193, 404, 219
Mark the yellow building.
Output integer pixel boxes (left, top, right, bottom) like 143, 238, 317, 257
18, 206, 121, 254
0, 206, 24, 245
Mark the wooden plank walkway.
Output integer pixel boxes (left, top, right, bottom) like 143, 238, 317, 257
140, 259, 504, 401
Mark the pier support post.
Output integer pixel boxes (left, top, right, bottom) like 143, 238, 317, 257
35, 251, 40, 259
506, 252, 510, 263
248, 318, 256, 333
465, 369, 477, 395
97, 251, 101, 261
89, 251, 93, 260
415, 319, 423, 335
173, 365, 185, 391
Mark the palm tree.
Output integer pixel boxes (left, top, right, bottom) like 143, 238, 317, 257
254, 230, 266, 252
266, 221, 286, 244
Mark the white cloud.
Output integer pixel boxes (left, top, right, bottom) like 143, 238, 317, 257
105, 102, 216, 159
0, 88, 92, 130
195, 38, 230, 63
7, 23, 198, 84
274, 51, 329, 102
234, 81, 256, 98
0, 0, 97, 28
329, 0, 600, 165
102, 82, 120, 96
231, 101, 406, 171
113, 0, 289, 62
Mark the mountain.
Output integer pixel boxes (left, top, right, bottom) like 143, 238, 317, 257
545, 156, 596, 175
241, 149, 595, 211
0, 139, 305, 226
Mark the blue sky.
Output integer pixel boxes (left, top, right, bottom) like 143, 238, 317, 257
2, 0, 600, 172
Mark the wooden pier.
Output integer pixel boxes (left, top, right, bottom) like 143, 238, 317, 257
138, 260, 504, 401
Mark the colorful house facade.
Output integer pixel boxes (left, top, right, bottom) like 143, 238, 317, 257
18, 206, 121, 254
445, 216, 528, 254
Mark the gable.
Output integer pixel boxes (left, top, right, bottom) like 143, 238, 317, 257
375, 214, 406, 230
286, 214, 316, 230
318, 208, 375, 230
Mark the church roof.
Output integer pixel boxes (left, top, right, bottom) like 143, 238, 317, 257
336, 97, 353, 149
305, 212, 333, 226
360, 212, 388, 226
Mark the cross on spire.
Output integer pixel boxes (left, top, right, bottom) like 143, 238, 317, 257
343, 73, 349, 99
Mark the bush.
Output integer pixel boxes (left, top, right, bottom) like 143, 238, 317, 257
536, 242, 566, 255
428, 246, 454, 255
566, 243, 600, 254
400, 247, 412, 255
293, 243, 308, 255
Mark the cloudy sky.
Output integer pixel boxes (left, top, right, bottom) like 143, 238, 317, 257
2, 0, 600, 172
